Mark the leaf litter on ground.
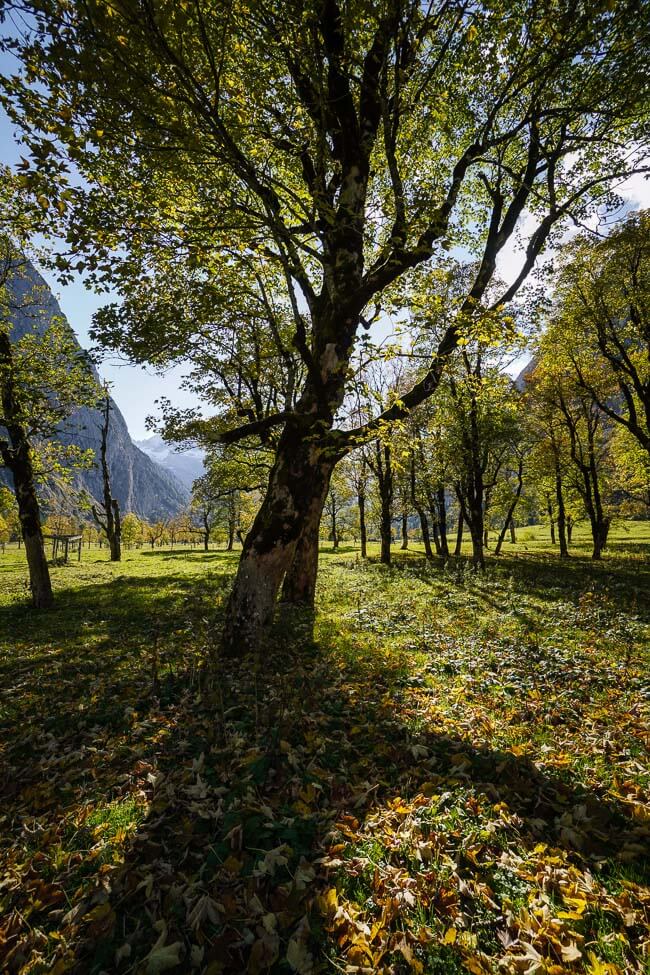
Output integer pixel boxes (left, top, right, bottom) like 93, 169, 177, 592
0, 547, 648, 974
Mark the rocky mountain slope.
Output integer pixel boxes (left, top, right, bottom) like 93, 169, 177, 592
2, 260, 188, 519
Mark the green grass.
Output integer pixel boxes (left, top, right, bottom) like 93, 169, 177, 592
0, 524, 648, 974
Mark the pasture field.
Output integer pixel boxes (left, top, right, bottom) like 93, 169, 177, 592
0, 523, 648, 974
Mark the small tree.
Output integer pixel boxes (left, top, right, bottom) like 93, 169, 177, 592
120, 512, 143, 549
91, 389, 121, 561
144, 520, 167, 550
0, 242, 98, 606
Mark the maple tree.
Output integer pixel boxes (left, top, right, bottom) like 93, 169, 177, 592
1, 0, 649, 649
0, 237, 99, 605
552, 211, 650, 456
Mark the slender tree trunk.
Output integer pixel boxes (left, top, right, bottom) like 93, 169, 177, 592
509, 519, 516, 543
547, 494, 556, 546
379, 493, 392, 565
358, 493, 367, 558
555, 469, 569, 558
437, 486, 449, 559
494, 460, 523, 556
410, 450, 432, 559
331, 505, 338, 549
417, 509, 433, 559
567, 517, 573, 545
429, 510, 442, 555
454, 512, 464, 557
400, 510, 408, 549
92, 393, 121, 561
373, 441, 393, 566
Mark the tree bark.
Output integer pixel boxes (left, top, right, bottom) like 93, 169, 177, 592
92, 394, 121, 561
418, 509, 433, 559
454, 511, 464, 557
494, 459, 523, 556
555, 469, 569, 558
437, 486, 449, 559
400, 509, 408, 549
372, 441, 393, 566
224, 437, 334, 652
0, 333, 53, 609
547, 495, 556, 546
281, 468, 332, 607
410, 451, 434, 559
358, 492, 367, 558
14, 450, 53, 608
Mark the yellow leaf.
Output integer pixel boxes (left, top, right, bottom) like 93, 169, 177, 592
222, 854, 242, 874
286, 937, 314, 974
561, 943, 582, 962
146, 942, 184, 974
443, 927, 457, 944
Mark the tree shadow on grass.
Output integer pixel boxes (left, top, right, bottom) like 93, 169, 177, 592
1, 608, 641, 974
385, 549, 650, 622
140, 549, 239, 561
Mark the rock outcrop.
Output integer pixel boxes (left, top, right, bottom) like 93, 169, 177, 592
2, 260, 188, 519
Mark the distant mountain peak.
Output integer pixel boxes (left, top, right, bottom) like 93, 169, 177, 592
135, 435, 205, 490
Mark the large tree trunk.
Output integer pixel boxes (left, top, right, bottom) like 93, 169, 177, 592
281, 470, 332, 607
590, 516, 611, 560
223, 430, 334, 653
470, 516, 485, 569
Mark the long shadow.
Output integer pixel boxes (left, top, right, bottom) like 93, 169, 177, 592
4, 625, 638, 974
140, 549, 238, 561
0, 570, 231, 745
385, 549, 650, 621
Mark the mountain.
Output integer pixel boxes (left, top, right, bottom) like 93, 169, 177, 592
2, 260, 189, 520
135, 434, 205, 490
514, 357, 536, 391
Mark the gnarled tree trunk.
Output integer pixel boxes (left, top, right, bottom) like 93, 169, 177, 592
223, 425, 336, 652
